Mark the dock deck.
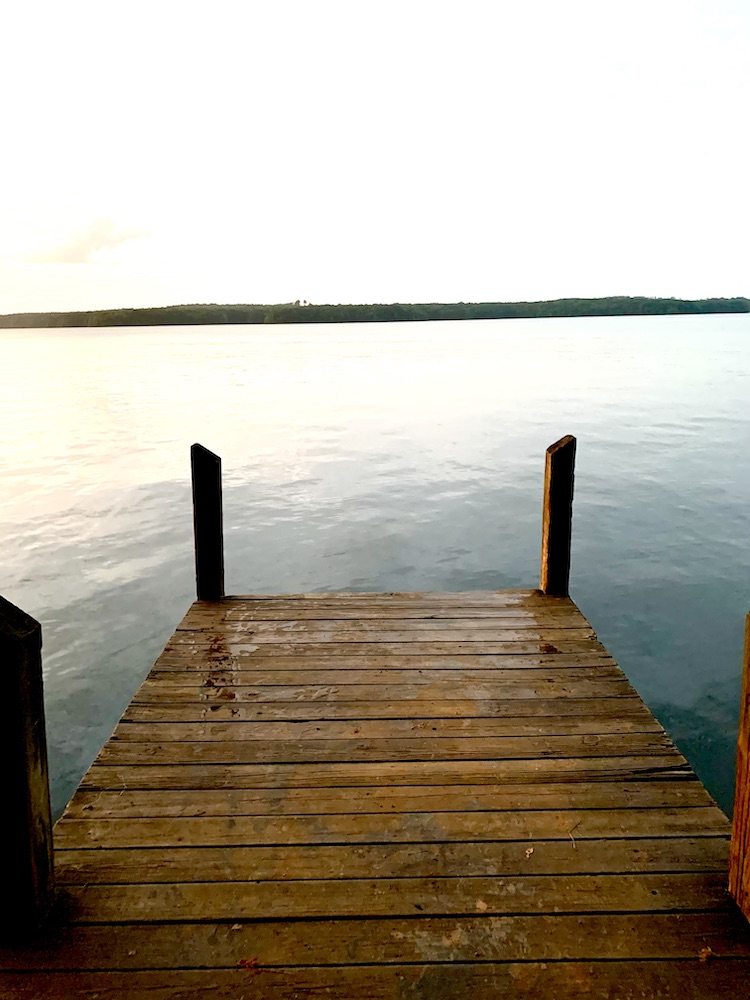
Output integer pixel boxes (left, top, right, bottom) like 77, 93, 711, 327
2, 589, 750, 997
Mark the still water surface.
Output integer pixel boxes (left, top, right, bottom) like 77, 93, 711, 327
1, 314, 748, 817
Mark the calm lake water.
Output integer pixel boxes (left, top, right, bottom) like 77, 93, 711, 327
1, 314, 748, 817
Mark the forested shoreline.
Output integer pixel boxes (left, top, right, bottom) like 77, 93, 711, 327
1, 295, 748, 329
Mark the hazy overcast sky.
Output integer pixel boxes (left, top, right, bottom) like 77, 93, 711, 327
0, 0, 747, 313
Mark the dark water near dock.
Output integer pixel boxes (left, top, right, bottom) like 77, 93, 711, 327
1, 314, 748, 817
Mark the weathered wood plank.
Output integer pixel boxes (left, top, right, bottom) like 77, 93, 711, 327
96, 732, 675, 766
60, 872, 733, 923
79, 755, 690, 792
54, 837, 730, 885
166, 640, 606, 662
145, 666, 624, 688
111, 714, 663, 743
166, 628, 598, 644
183, 605, 588, 621
131, 678, 635, 703
52, 806, 727, 850
60, 780, 719, 820
5, 913, 750, 970
160, 640, 609, 658
121, 695, 650, 722
2, 962, 750, 1000
177, 616, 593, 633
153, 650, 617, 669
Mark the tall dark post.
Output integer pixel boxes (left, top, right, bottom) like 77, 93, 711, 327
191, 443, 225, 601
0, 596, 54, 937
539, 435, 577, 597
730, 612, 750, 921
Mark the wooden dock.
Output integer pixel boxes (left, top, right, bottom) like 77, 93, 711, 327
3, 437, 750, 997
2, 588, 750, 997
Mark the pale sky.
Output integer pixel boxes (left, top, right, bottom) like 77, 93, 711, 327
0, 0, 747, 314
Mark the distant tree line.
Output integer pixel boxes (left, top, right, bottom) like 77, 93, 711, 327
1, 296, 748, 329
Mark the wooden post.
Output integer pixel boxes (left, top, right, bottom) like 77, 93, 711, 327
191, 443, 225, 601
730, 612, 750, 920
539, 435, 577, 597
0, 596, 54, 937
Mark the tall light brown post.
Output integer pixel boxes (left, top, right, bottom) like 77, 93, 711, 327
730, 612, 750, 920
539, 435, 577, 597
0, 596, 54, 937
191, 444, 225, 601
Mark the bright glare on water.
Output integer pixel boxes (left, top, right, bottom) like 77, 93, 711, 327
1, 313, 748, 817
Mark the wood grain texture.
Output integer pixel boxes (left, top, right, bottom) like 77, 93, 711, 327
3, 963, 750, 1000
154, 650, 617, 669
5, 914, 750, 969
79, 755, 692, 792
164, 629, 600, 645
96, 732, 675, 766
176, 616, 593, 632
60, 778, 717, 819
53, 836, 730, 884
120, 694, 651, 722
51, 806, 730, 850
143, 664, 625, 686
130, 677, 635, 703
59, 871, 734, 923
1, 589, 746, 997
111, 714, 663, 742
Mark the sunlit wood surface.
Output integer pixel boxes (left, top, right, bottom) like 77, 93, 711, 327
2, 590, 749, 997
